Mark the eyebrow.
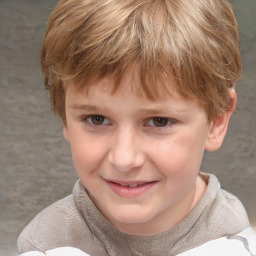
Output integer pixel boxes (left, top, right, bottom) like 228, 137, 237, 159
70, 104, 187, 115
70, 104, 99, 111
140, 109, 182, 115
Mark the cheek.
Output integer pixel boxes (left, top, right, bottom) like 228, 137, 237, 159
69, 137, 107, 175
151, 134, 204, 176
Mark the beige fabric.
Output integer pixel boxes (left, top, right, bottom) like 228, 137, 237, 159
17, 173, 249, 256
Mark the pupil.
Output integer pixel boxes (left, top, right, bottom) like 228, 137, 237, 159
92, 115, 104, 125
153, 117, 168, 127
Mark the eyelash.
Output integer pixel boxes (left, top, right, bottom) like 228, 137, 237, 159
81, 115, 176, 129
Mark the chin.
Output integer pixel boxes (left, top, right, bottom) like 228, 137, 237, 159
111, 207, 155, 225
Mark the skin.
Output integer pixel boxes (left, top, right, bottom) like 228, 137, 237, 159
63, 65, 236, 236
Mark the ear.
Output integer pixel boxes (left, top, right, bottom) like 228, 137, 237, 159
204, 90, 236, 151
63, 126, 70, 142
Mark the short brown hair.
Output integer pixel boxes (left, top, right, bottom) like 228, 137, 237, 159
41, 0, 241, 123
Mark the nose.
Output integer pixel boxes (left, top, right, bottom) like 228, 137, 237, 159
108, 128, 146, 172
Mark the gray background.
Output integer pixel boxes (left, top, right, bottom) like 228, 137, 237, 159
0, 0, 255, 255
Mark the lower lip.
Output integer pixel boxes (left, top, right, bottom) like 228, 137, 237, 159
106, 181, 157, 198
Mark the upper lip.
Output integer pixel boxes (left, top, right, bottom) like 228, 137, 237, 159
104, 179, 156, 186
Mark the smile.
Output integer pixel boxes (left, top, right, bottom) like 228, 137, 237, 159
121, 183, 141, 188
105, 179, 157, 198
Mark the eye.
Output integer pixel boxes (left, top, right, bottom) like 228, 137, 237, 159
146, 117, 174, 128
152, 117, 169, 127
84, 115, 110, 126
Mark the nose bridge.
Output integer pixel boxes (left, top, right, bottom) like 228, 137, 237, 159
108, 125, 145, 171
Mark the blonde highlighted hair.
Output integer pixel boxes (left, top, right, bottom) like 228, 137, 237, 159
41, 0, 241, 123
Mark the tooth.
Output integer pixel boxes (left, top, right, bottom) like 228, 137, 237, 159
128, 184, 138, 188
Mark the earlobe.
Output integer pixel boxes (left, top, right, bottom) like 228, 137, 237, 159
63, 126, 70, 142
204, 90, 237, 151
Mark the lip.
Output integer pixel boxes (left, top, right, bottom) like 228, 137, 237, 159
105, 179, 157, 198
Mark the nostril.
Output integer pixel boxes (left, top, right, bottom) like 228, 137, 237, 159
108, 151, 145, 172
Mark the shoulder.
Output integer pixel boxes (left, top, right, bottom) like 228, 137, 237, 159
204, 173, 249, 230
17, 195, 85, 253
19, 247, 90, 256
177, 227, 256, 256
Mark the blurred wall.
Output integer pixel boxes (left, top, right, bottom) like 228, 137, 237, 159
0, 0, 255, 255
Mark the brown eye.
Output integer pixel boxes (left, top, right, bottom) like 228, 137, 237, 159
90, 115, 105, 125
152, 117, 169, 127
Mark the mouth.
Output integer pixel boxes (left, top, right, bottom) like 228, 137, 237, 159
105, 179, 157, 198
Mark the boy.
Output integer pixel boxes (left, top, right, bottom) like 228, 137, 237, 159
18, 0, 255, 255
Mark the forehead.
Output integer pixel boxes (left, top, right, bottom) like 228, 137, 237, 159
65, 73, 205, 119
68, 63, 183, 102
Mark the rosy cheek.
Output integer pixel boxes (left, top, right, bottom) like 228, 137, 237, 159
150, 142, 181, 171
151, 138, 194, 178
71, 140, 106, 173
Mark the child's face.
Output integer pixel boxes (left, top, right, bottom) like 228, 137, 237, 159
63, 67, 223, 235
